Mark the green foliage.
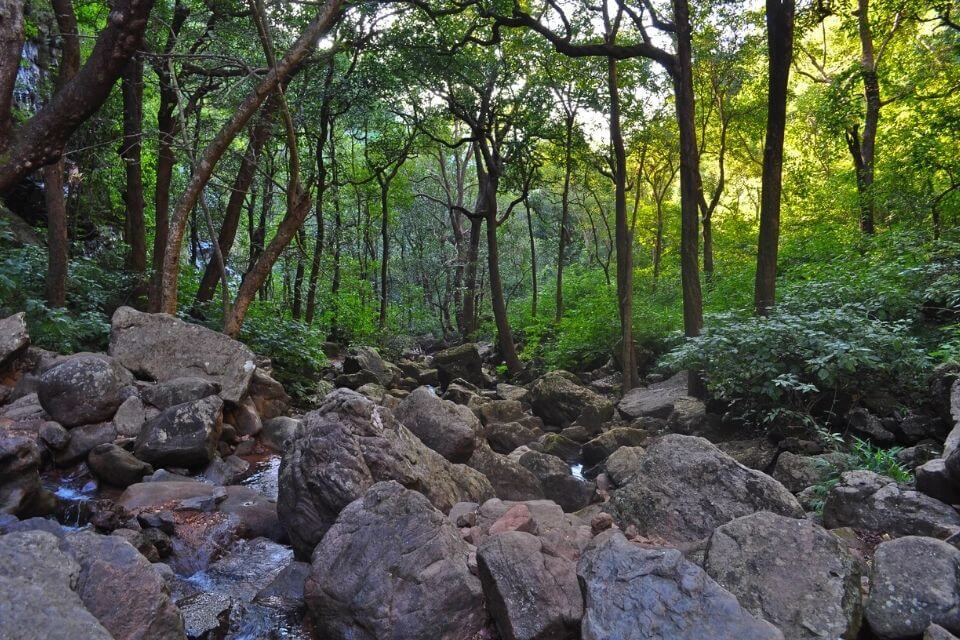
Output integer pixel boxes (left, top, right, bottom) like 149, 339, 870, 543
0, 240, 126, 353
850, 437, 912, 483
662, 300, 930, 420
236, 308, 329, 404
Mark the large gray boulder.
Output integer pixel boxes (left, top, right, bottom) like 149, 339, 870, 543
140, 376, 220, 410
822, 470, 960, 538
467, 442, 543, 502
341, 346, 399, 388
606, 435, 803, 546
134, 396, 224, 469
477, 530, 582, 640
578, 531, 783, 640
433, 343, 486, 388
772, 451, 849, 493
87, 443, 153, 487
394, 386, 481, 462
705, 511, 862, 640
38, 354, 133, 427
277, 389, 493, 558
865, 536, 960, 639
305, 481, 487, 640
55, 422, 117, 466
0, 312, 29, 370
109, 306, 256, 403
0, 436, 52, 517
527, 371, 614, 428
617, 371, 687, 420
65, 531, 186, 640
0, 531, 114, 640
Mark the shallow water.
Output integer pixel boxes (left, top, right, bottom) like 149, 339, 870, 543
570, 463, 585, 480
241, 455, 281, 501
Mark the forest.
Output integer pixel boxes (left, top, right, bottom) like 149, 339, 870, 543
2, 0, 960, 637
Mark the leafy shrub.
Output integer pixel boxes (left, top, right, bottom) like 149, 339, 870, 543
661, 302, 931, 420
0, 241, 128, 353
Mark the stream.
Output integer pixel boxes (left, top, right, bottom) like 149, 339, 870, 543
41, 452, 310, 640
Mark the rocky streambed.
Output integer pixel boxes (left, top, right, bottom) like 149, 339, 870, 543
2, 307, 960, 639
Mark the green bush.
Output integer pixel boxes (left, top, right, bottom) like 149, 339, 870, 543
661, 302, 931, 420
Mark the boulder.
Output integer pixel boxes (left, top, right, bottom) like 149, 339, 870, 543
141, 377, 220, 410
467, 442, 543, 502
705, 511, 862, 640
246, 368, 290, 420
38, 355, 133, 427
55, 422, 117, 466
927, 625, 960, 640
518, 451, 593, 513
0, 435, 51, 517
605, 435, 803, 546
65, 531, 186, 640
533, 433, 580, 463
305, 481, 486, 640
580, 427, 649, 466
88, 443, 153, 487
772, 451, 849, 493
603, 446, 645, 487
617, 371, 687, 420
865, 536, 960, 639
822, 470, 960, 538
0, 391, 47, 424
109, 306, 256, 404
117, 481, 220, 511
497, 383, 528, 403
477, 530, 582, 640
223, 398, 261, 436
0, 312, 29, 370
667, 395, 723, 439
113, 396, 146, 438
917, 458, 960, 505
527, 371, 614, 427
487, 421, 543, 454
478, 400, 529, 426
261, 416, 300, 452
394, 386, 481, 462
0, 531, 114, 640
342, 346, 398, 388
277, 389, 493, 558
846, 407, 896, 446
134, 396, 223, 469
38, 420, 70, 450
470, 498, 593, 561
433, 343, 486, 388
201, 455, 250, 486
578, 531, 783, 640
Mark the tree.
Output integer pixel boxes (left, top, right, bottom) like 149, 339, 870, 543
755, 0, 795, 314
0, 0, 157, 192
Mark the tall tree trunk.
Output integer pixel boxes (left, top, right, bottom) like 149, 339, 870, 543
0, 0, 25, 153
149, 1, 189, 311
121, 56, 146, 277
195, 100, 276, 304
42, 0, 80, 308
652, 199, 664, 289
378, 179, 391, 330
291, 228, 306, 319
672, 0, 705, 395
526, 201, 538, 317
609, 56, 640, 391
462, 216, 483, 339
855, 0, 879, 234
305, 120, 330, 325
755, 0, 795, 314
328, 135, 343, 341
555, 113, 573, 322
480, 173, 523, 375
44, 165, 69, 307
225, 189, 313, 336
159, 0, 343, 313
0, 0, 157, 192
